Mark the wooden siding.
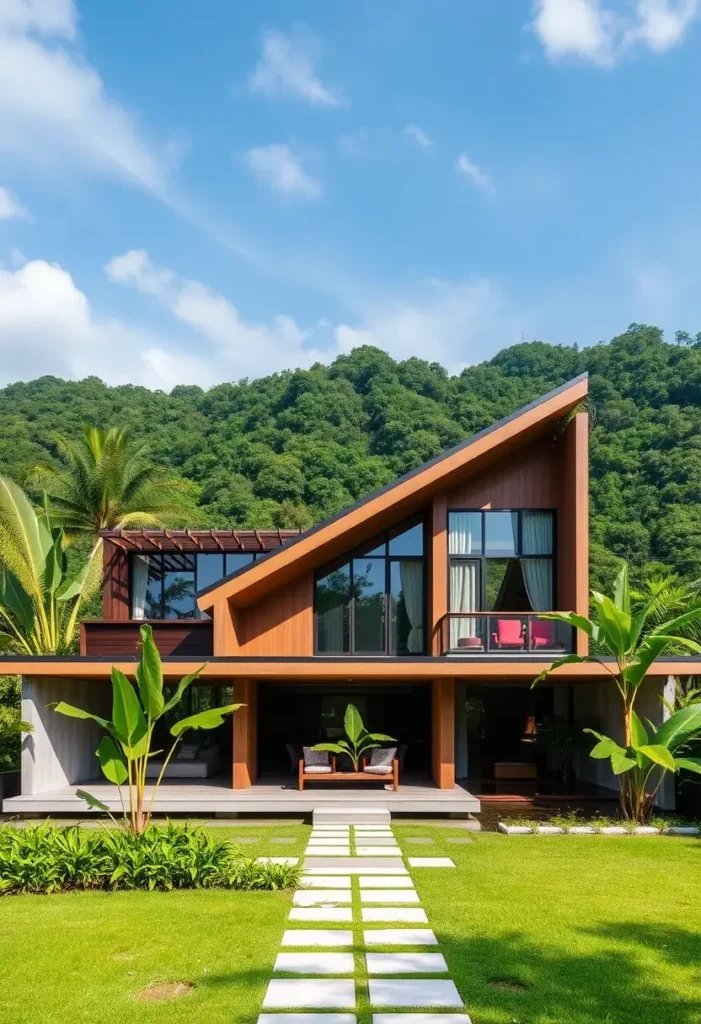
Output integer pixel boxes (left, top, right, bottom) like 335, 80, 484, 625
431, 678, 455, 789
445, 437, 559, 508
81, 620, 213, 657
102, 541, 130, 620
557, 411, 589, 653
234, 575, 314, 656
233, 679, 257, 788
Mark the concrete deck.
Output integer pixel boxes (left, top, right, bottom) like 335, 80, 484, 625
3, 774, 479, 817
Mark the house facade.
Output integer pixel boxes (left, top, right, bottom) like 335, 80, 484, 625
2, 374, 686, 816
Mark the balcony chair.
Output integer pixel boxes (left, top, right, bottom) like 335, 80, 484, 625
530, 618, 557, 649
491, 618, 525, 649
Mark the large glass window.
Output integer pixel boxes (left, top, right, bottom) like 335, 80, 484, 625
314, 521, 425, 656
131, 551, 258, 619
448, 510, 555, 618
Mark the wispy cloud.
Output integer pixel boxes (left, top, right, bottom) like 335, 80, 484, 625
403, 123, 433, 149
530, 0, 700, 67
456, 152, 496, 196
244, 144, 322, 200
248, 29, 343, 107
0, 185, 30, 221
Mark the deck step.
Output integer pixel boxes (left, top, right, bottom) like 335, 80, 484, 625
312, 806, 391, 825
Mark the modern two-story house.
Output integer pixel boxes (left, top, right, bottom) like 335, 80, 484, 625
2, 374, 687, 817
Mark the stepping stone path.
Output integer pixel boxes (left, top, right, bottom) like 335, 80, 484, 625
258, 823, 469, 1024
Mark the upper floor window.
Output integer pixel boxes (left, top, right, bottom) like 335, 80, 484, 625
448, 510, 554, 646
315, 521, 425, 656
131, 552, 257, 620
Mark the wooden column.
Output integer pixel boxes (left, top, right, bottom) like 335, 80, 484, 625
432, 678, 455, 789
213, 598, 239, 655
232, 678, 257, 789
558, 411, 589, 656
430, 494, 448, 655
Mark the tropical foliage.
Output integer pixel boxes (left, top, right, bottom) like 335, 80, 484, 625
54, 624, 241, 831
312, 702, 395, 771
585, 705, 701, 822
534, 564, 701, 819
0, 475, 101, 654
0, 676, 30, 772
0, 821, 300, 894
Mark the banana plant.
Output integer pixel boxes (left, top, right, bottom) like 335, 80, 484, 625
585, 704, 701, 822
533, 563, 701, 818
54, 624, 242, 832
312, 702, 396, 771
0, 475, 101, 655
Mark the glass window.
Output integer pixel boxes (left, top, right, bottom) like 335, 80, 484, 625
144, 559, 163, 619
389, 522, 423, 557
448, 512, 482, 555
522, 511, 553, 555
197, 553, 225, 591
161, 553, 196, 620
316, 564, 351, 653
353, 558, 386, 653
484, 512, 518, 556
225, 552, 256, 575
356, 538, 386, 558
390, 561, 424, 654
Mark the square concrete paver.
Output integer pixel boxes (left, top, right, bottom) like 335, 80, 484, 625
282, 931, 354, 947
263, 980, 356, 1009
301, 876, 352, 889
404, 838, 435, 845
358, 877, 414, 888
289, 908, 354, 922
366, 954, 448, 974
354, 838, 399, 846
356, 847, 402, 857
274, 953, 355, 974
306, 838, 352, 846
360, 890, 419, 904
368, 981, 462, 1008
293, 891, 352, 906
407, 858, 455, 868
362, 908, 428, 923
363, 930, 437, 946
259, 1015, 356, 1024
372, 1015, 471, 1024
304, 859, 406, 872
305, 849, 352, 857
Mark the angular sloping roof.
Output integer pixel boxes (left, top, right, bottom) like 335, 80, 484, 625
197, 372, 588, 610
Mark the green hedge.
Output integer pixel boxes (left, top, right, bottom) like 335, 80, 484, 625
0, 822, 300, 894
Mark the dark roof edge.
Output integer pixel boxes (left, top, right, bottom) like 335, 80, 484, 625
196, 372, 589, 601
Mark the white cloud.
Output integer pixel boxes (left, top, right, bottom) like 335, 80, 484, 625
244, 144, 322, 199
248, 29, 342, 107
105, 250, 341, 382
0, 257, 211, 389
531, 0, 699, 65
403, 124, 433, 149
456, 152, 496, 196
0, 1, 170, 190
0, 186, 30, 221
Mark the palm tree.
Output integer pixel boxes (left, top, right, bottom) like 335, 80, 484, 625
28, 425, 199, 542
534, 563, 701, 818
0, 476, 100, 654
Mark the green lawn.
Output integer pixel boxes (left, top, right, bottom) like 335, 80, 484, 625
1, 823, 700, 1024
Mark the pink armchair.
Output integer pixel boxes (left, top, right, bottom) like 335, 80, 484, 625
530, 619, 557, 648
491, 618, 525, 649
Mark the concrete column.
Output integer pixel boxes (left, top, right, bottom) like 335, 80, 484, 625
22, 676, 110, 795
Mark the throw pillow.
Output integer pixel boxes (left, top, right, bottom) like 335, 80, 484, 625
303, 746, 330, 767
369, 747, 396, 767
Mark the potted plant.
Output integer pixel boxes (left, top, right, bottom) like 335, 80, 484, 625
313, 703, 395, 771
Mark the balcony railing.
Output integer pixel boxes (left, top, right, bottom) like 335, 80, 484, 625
439, 612, 574, 657
81, 619, 213, 658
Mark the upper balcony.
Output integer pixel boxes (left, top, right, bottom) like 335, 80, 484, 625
437, 611, 575, 657
81, 619, 213, 658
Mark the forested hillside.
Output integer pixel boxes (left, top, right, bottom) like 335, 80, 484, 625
2, 323, 701, 593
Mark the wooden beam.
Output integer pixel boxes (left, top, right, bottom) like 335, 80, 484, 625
232, 679, 257, 789
432, 678, 455, 789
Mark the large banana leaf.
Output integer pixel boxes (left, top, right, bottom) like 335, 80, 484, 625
653, 704, 701, 751
674, 757, 701, 775
344, 703, 364, 743
96, 735, 128, 785
0, 569, 35, 634
170, 703, 243, 738
135, 624, 165, 719
110, 668, 148, 756
54, 702, 112, 732
162, 665, 207, 714
0, 474, 46, 599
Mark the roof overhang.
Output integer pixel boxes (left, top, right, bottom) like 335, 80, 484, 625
197, 373, 589, 611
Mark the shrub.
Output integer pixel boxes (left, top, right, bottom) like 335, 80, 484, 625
0, 822, 301, 895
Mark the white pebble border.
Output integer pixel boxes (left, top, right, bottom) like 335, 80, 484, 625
498, 822, 700, 836
257, 824, 468, 1024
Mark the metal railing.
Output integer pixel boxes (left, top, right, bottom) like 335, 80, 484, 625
438, 611, 575, 656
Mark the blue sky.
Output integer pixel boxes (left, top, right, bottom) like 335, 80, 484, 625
1, 0, 700, 390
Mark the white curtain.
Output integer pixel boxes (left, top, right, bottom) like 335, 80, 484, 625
450, 561, 479, 647
521, 512, 553, 611
399, 561, 424, 653
131, 555, 149, 620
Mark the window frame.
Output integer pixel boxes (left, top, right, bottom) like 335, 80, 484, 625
447, 508, 557, 613
313, 518, 427, 657
129, 551, 257, 620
